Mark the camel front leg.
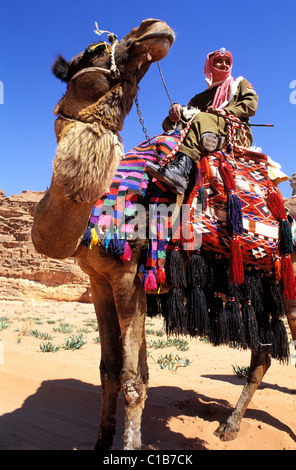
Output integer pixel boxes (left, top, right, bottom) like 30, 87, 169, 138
215, 350, 271, 441
89, 275, 123, 450
112, 272, 149, 450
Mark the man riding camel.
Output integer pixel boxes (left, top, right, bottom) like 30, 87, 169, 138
147, 48, 259, 195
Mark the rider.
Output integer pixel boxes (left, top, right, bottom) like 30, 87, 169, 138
146, 48, 259, 195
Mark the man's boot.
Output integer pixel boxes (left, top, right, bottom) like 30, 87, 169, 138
146, 152, 192, 195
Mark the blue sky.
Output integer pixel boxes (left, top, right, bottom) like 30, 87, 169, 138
1, 0, 296, 198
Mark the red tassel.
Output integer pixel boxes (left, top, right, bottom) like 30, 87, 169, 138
144, 270, 158, 292
228, 236, 244, 285
266, 188, 286, 220
200, 156, 212, 182
120, 242, 131, 262
219, 159, 236, 192
157, 266, 166, 284
280, 254, 296, 300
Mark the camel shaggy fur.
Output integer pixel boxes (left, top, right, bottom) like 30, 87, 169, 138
32, 19, 296, 450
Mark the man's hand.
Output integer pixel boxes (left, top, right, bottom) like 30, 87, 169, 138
169, 103, 182, 122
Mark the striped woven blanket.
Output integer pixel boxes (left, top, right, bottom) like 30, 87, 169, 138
81, 131, 181, 291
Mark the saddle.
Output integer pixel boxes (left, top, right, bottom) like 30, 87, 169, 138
82, 132, 294, 362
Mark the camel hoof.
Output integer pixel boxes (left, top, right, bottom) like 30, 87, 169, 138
214, 422, 239, 442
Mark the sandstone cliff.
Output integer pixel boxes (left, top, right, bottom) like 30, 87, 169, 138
1, 175, 296, 303
0, 190, 91, 302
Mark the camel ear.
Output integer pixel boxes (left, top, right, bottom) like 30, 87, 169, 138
52, 56, 70, 82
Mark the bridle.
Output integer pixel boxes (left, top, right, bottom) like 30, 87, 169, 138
70, 42, 120, 81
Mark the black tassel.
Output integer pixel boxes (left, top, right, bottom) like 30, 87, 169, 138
187, 286, 210, 337
186, 252, 207, 289
146, 294, 162, 317
242, 270, 265, 318
225, 296, 246, 349
209, 293, 229, 346
242, 301, 259, 350
165, 249, 186, 289
257, 318, 274, 355
268, 281, 287, 318
270, 318, 290, 364
164, 287, 186, 336
279, 219, 293, 255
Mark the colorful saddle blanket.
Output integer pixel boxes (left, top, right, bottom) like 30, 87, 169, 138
82, 132, 294, 296
81, 132, 180, 279
82, 132, 295, 361
188, 150, 280, 271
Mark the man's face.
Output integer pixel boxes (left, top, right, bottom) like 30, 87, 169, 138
213, 56, 231, 71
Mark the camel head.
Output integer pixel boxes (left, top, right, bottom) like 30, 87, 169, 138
53, 19, 175, 134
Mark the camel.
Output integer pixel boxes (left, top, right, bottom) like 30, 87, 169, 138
32, 19, 296, 450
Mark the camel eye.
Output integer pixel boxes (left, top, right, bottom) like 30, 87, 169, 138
85, 42, 108, 56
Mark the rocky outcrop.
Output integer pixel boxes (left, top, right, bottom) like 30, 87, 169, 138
1, 179, 296, 304
285, 173, 296, 216
0, 190, 91, 302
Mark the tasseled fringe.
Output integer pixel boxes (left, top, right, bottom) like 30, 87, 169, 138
229, 236, 244, 286
165, 248, 187, 289
186, 253, 209, 337
225, 294, 246, 349
146, 294, 164, 317
120, 241, 131, 261
144, 270, 158, 293
186, 252, 207, 289
266, 187, 287, 220
209, 293, 229, 346
157, 266, 166, 284
108, 232, 126, 256
270, 317, 290, 364
257, 318, 274, 355
281, 254, 296, 300
197, 186, 207, 211
103, 231, 112, 251
267, 280, 286, 318
279, 219, 294, 255
81, 226, 92, 247
163, 247, 187, 335
227, 190, 243, 234
218, 156, 244, 286
164, 287, 186, 336
219, 157, 236, 191
266, 183, 296, 300
187, 286, 209, 337
241, 300, 259, 350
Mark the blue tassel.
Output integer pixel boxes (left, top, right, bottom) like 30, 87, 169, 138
108, 232, 126, 256
81, 227, 92, 247
141, 271, 148, 286
227, 190, 243, 234
103, 231, 111, 251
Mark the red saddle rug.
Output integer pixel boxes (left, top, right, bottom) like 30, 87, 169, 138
188, 150, 279, 271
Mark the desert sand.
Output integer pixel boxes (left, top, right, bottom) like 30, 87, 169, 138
0, 299, 295, 451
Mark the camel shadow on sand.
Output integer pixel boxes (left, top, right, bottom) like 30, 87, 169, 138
0, 377, 295, 450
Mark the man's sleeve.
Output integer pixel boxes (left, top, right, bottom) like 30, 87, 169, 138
224, 79, 258, 119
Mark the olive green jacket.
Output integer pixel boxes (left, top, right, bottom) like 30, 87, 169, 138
189, 77, 258, 121
163, 77, 258, 130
